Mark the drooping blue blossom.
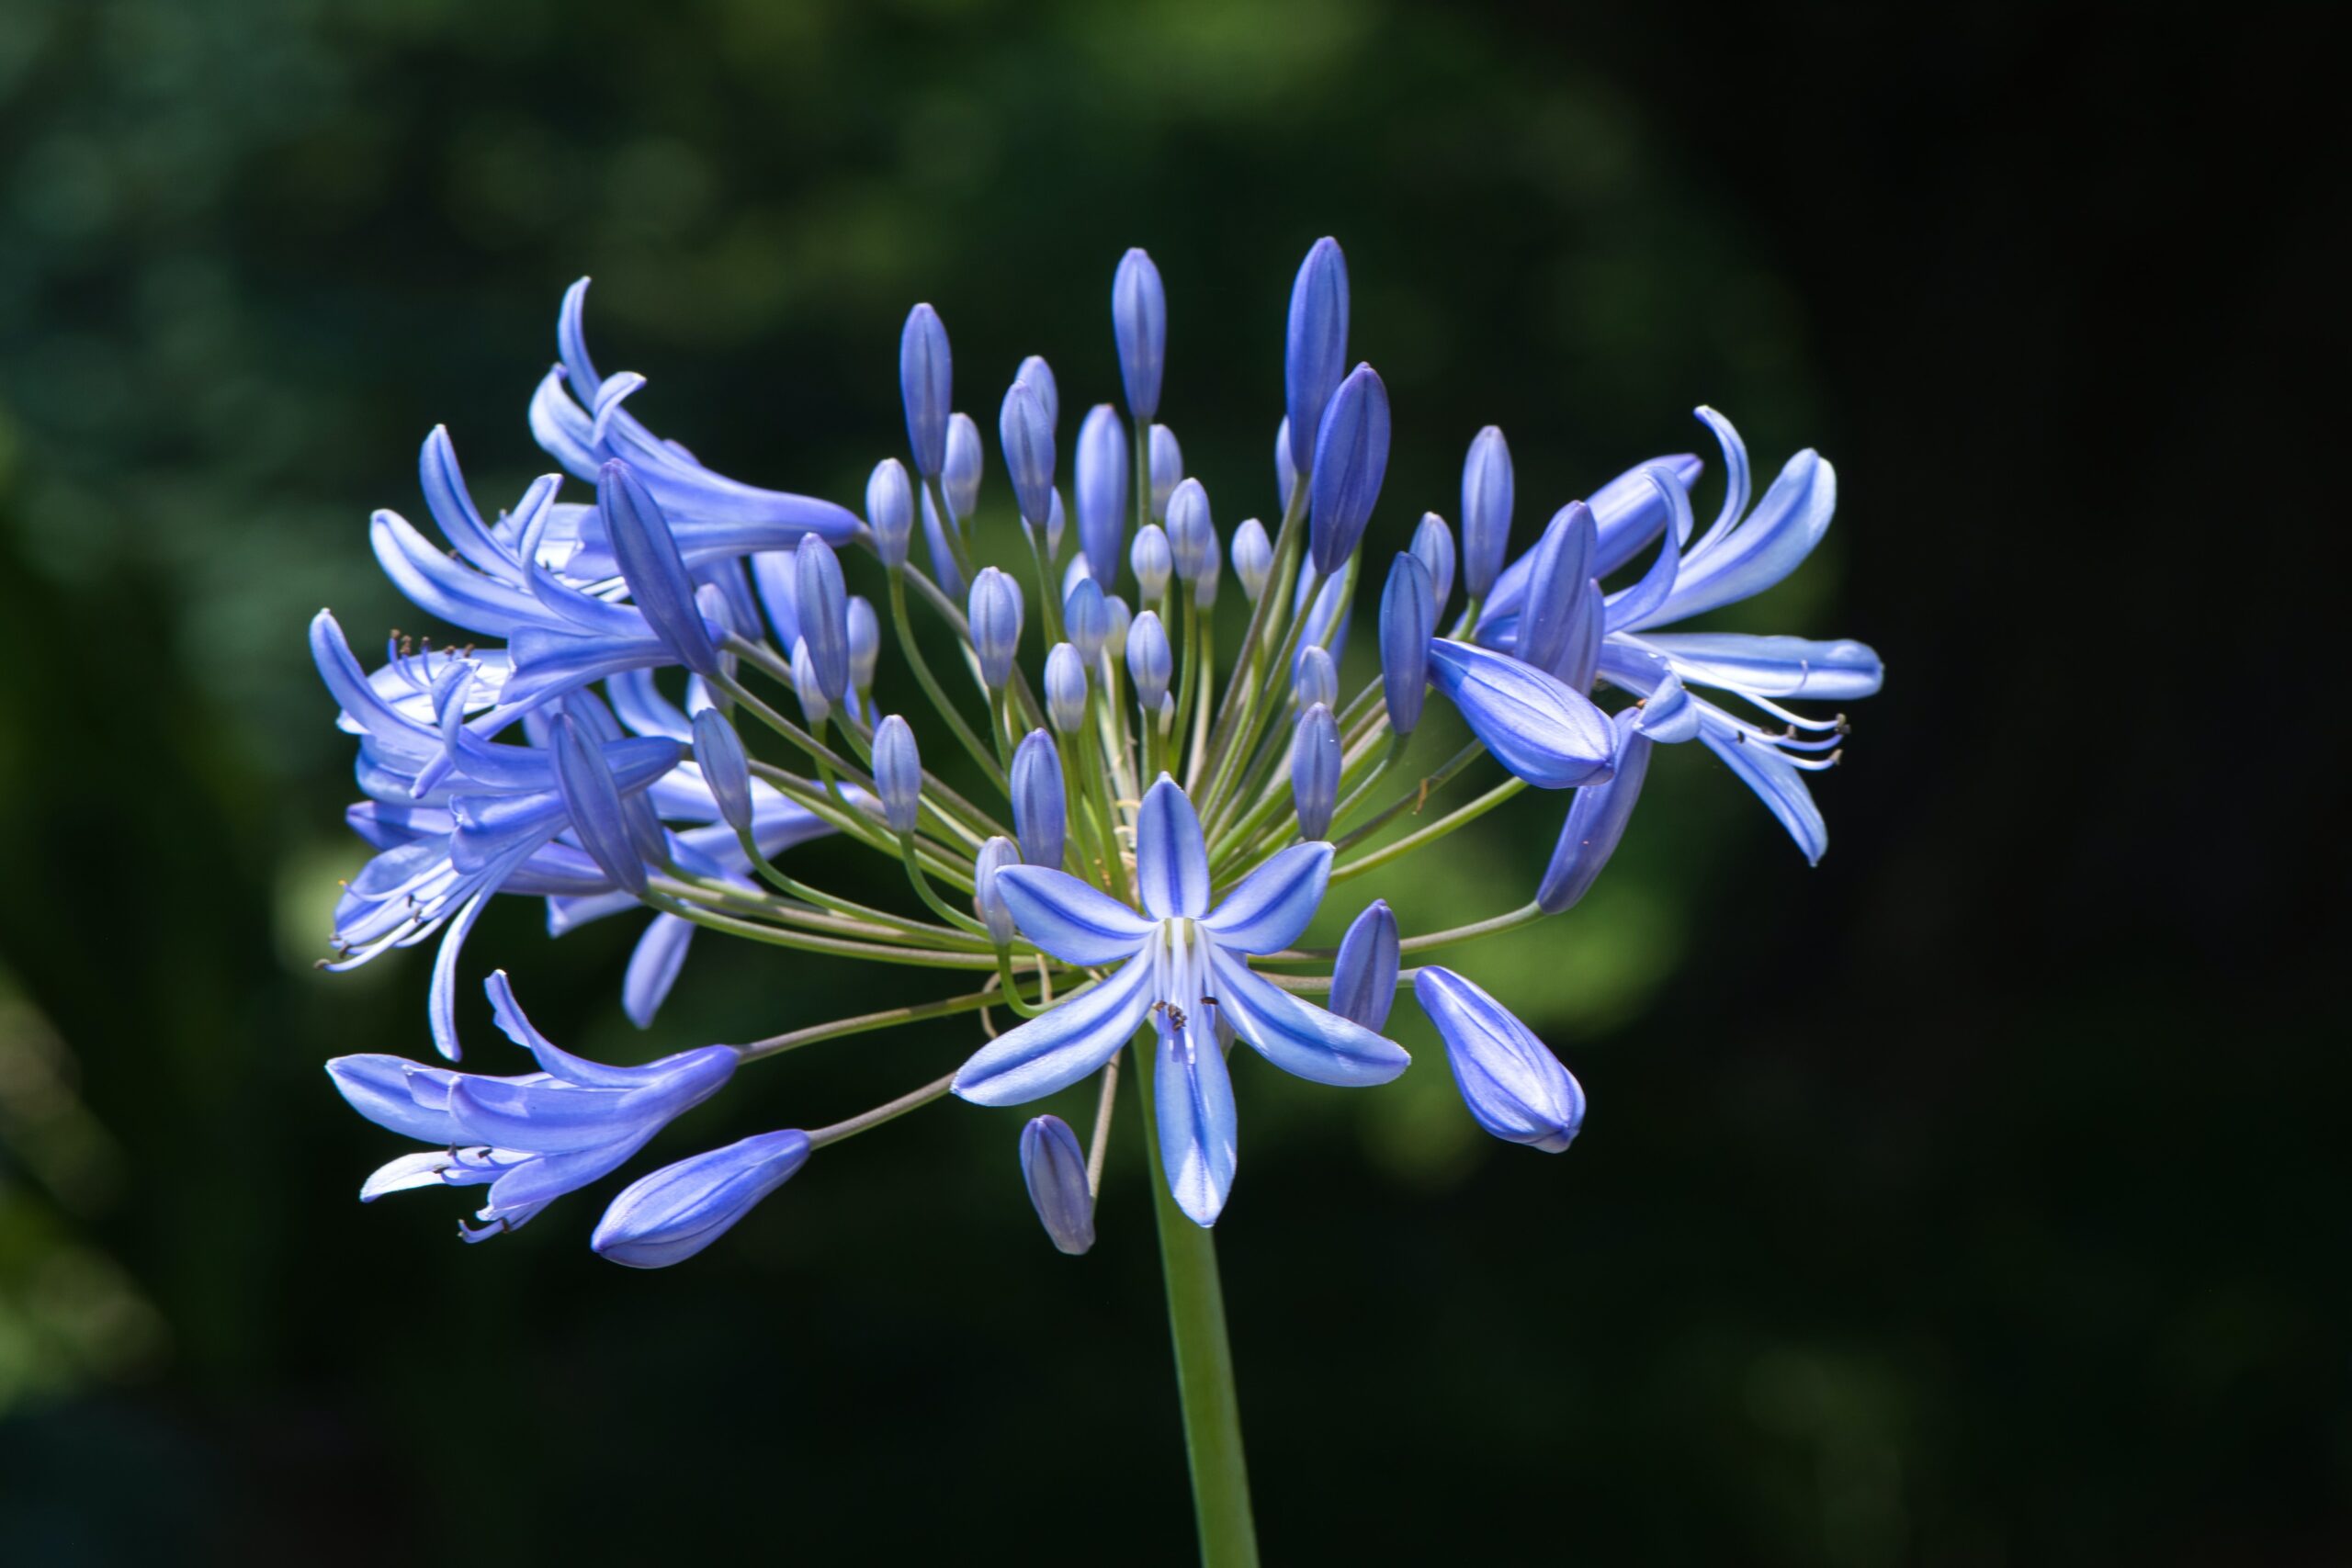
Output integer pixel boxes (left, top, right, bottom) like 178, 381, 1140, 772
1127, 610, 1172, 709
1019, 1115, 1095, 1256
1012, 729, 1066, 870
873, 714, 922, 835
1166, 478, 1214, 583
593, 1129, 812, 1268
1293, 704, 1340, 840
1131, 524, 1172, 602
1000, 378, 1057, 529
690, 708, 753, 836
1476, 450, 1703, 623
900, 304, 954, 479
967, 567, 1024, 689
1460, 425, 1514, 601
1308, 365, 1390, 576
944, 412, 985, 524
1285, 237, 1351, 477
1412, 968, 1585, 1153
1380, 552, 1435, 738
868, 457, 914, 570
1412, 512, 1456, 621
1231, 517, 1272, 604
1046, 643, 1090, 734
1112, 247, 1167, 421
1149, 424, 1182, 522
1328, 900, 1399, 1032
1076, 403, 1129, 583
954, 777, 1408, 1224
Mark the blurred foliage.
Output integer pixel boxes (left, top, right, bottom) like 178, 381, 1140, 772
0, 0, 2342, 1563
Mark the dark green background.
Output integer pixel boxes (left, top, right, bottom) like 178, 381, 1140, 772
0, 2, 2339, 1562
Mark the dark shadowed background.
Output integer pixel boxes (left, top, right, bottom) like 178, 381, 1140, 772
0, 2, 2340, 1563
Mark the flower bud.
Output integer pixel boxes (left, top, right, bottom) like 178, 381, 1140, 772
790, 637, 831, 728
1019, 1114, 1095, 1256
1126, 609, 1171, 708
1514, 502, 1596, 681
973, 835, 1019, 946
1148, 423, 1182, 521
847, 595, 879, 694
1075, 403, 1129, 584
550, 713, 649, 897
1016, 353, 1059, 431
1379, 552, 1435, 738
900, 303, 952, 478
691, 707, 753, 835
1045, 642, 1090, 734
1130, 524, 1172, 602
944, 411, 985, 523
1293, 644, 1337, 712
1461, 425, 1513, 599
1102, 594, 1134, 663
1411, 512, 1456, 618
1045, 487, 1067, 558
967, 567, 1023, 689
1193, 543, 1220, 609
1166, 478, 1214, 581
1284, 236, 1351, 476
1535, 710, 1651, 914
1000, 378, 1056, 529
593, 1129, 811, 1269
873, 714, 922, 835
867, 457, 914, 570
1231, 516, 1273, 603
1412, 967, 1585, 1152
1011, 729, 1066, 870
1329, 898, 1399, 1032
600, 459, 719, 676
1293, 702, 1340, 840
794, 535, 850, 701
1274, 417, 1297, 512
1112, 247, 1166, 421
1065, 577, 1109, 666
1307, 364, 1390, 576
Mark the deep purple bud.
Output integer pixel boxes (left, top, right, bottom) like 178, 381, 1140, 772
1166, 478, 1214, 581
873, 714, 922, 835
1076, 403, 1129, 583
550, 713, 648, 897
1016, 354, 1059, 431
1293, 702, 1341, 840
691, 708, 753, 835
967, 567, 1023, 689
1126, 609, 1171, 708
1411, 512, 1456, 618
1112, 247, 1166, 421
1274, 418, 1297, 513
900, 304, 952, 479
1011, 729, 1066, 870
1536, 710, 1651, 913
1130, 524, 1172, 601
847, 595, 879, 693
593, 1129, 811, 1269
1045, 642, 1090, 734
1461, 425, 1513, 599
1308, 364, 1390, 576
1231, 516, 1273, 603
793, 535, 850, 701
944, 412, 984, 522
1380, 552, 1435, 737
599, 460, 719, 676
973, 836, 1019, 946
1019, 1114, 1095, 1256
1284, 236, 1351, 475
790, 637, 830, 728
1065, 577, 1109, 665
1000, 378, 1056, 528
867, 457, 914, 570
1148, 423, 1182, 521
1514, 502, 1596, 680
1414, 967, 1586, 1152
1293, 645, 1337, 712
1329, 899, 1399, 1032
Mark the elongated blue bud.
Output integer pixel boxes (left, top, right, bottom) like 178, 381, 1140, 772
1412, 512, 1456, 617
1011, 729, 1066, 870
1329, 899, 1399, 1032
1148, 423, 1182, 522
873, 714, 922, 835
1461, 425, 1513, 599
867, 457, 914, 570
1045, 487, 1067, 558
1285, 236, 1351, 475
944, 412, 984, 523
1019, 1114, 1095, 1256
593, 1129, 811, 1269
790, 637, 830, 727
900, 303, 952, 479
1294, 644, 1337, 711
1064, 577, 1109, 665
1380, 552, 1435, 737
1075, 403, 1128, 583
973, 836, 1019, 947
599, 460, 719, 676
1000, 378, 1056, 528
691, 708, 753, 835
791, 535, 849, 701
1293, 701, 1341, 840
1112, 247, 1166, 421
1130, 524, 1171, 601
1514, 502, 1596, 680
1231, 516, 1273, 603
1274, 418, 1297, 512
1536, 711, 1651, 913
1016, 354, 1059, 431
1045, 642, 1089, 734
847, 595, 879, 694
550, 713, 649, 897
1166, 478, 1213, 581
967, 567, 1023, 689
1308, 364, 1390, 576
1126, 609, 1171, 708
1102, 594, 1133, 662
1413, 967, 1585, 1152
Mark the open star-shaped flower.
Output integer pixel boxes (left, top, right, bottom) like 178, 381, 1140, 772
953, 775, 1409, 1224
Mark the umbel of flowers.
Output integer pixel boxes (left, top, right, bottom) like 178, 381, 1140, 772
319, 240, 1881, 1261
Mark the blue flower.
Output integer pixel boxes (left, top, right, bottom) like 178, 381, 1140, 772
592, 1129, 813, 1268
953, 777, 1408, 1225
330, 972, 737, 1240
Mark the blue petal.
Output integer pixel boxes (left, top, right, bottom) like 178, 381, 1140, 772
1153, 1027, 1238, 1227
1644, 449, 1837, 626
1700, 716, 1829, 864
1202, 842, 1331, 955
599, 460, 720, 676
418, 426, 524, 581
326, 1055, 468, 1145
482, 1128, 659, 1214
1134, 775, 1211, 919
370, 510, 544, 639
485, 969, 668, 1087
992, 866, 1153, 965
953, 949, 1155, 1106
1534, 721, 1653, 914
622, 913, 696, 1028
1426, 639, 1617, 789
1206, 946, 1410, 1088
501, 626, 680, 710
1637, 632, 1883, 702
